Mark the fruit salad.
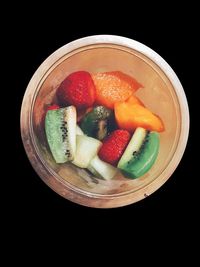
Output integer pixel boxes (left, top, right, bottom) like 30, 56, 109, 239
44, 70, 164, 180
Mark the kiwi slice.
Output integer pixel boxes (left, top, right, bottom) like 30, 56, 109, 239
118, 127, 160, 179
80, 106, 115, 140
45, 106, 76, 163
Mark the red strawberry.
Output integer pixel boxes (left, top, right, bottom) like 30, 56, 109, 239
98, 130, 131, 166
57, 71, 96, 109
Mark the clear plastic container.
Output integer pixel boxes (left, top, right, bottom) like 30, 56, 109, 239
20, 35, 189, 208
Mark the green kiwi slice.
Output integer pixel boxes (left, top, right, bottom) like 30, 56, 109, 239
45, 106, 76, 163
118, 127, 160, 179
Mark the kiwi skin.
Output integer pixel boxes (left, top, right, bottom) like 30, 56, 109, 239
120, 131, 160, 179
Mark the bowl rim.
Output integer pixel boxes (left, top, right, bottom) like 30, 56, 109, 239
20, 35, 190, 208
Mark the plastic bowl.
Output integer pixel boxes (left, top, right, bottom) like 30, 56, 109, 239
20, 35, 189, 208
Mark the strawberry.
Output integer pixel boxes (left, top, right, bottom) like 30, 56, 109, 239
98, 130, 131, 166
56, 71, 96, 109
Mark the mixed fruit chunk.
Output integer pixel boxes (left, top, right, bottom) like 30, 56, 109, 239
44, 70, 164, 180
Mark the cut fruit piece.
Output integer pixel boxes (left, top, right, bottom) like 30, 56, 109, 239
45, 106, 76, 163
72, 135, 102, 168
114, 102, 165, 132
118, 127, 147, 167
57, 71, 96, 109
92, 71, 142, 109
98, 129, 131, 166
42, 104, 60, 126
80, 106, 114, 140
88, 156, 118, 180
76, 125, 84, 135
118, 127, 160, 179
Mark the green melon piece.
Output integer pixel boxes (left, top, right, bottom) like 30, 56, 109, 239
88, 155, 117, 180
72, 135, 102, 168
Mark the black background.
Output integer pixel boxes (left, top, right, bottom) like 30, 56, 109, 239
10, 4, 197, 250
